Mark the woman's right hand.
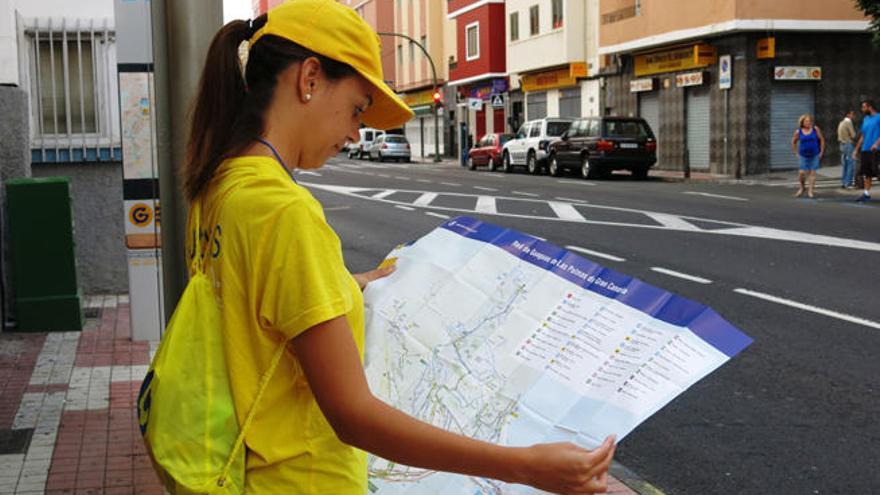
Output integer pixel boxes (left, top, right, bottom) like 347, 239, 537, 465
516, 436, 617, 494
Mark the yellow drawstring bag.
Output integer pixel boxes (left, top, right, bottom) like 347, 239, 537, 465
137, 198, 286, 494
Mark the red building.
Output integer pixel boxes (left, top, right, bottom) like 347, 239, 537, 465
448, 0, 509, 141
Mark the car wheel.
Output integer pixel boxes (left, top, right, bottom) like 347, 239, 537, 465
581, 155, 598, 179
549, 155, 562, 177
632, 167, 649, 180
489, 157, 498, 172
503, 152, 513, 173
527, 152, 539, 175
467, 156, 476, 170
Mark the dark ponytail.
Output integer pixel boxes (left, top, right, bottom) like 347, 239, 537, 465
183, 15, 356, 202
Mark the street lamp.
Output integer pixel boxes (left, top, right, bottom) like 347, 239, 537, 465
377, 32, 441, 162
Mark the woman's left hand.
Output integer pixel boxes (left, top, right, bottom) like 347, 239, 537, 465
353, 265, 396, 291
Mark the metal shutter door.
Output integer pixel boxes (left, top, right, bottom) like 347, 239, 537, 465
687, 88, 711, 169
405, 118, 422, 157
770, 84, 814, 169
527, 91, 547, 120
639, 92, 660, 155
559, 88, 582, 118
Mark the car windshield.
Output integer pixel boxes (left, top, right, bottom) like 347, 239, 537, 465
385, 136, 406, 143
546, 121, 571, 137
499, 134, 514, 145
604, 120, 651, 138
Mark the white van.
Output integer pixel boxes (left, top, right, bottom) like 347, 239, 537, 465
348, 127, 385, 159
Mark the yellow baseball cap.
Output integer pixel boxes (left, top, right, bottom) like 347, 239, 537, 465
250, 0, 414, 130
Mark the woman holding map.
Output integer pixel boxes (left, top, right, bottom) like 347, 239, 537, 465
176, 0, 615, 492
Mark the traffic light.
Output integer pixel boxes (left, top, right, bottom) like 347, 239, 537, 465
432, 89, 442, 105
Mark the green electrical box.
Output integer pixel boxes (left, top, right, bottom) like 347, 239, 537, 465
6, 177, 83, 331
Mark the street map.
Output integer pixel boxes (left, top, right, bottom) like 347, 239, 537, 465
363, 217, 752, 494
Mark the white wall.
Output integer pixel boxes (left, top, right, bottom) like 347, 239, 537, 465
0, 0, 17, 84
506, 0, 586, 75
14, 0, 114, 19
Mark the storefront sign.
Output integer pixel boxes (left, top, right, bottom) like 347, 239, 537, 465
719, 55, 732, 90
469, 78, 509, 100
774, 66, 822, 81
757, 37, 776, 59
402, 88, 436, 108
467, 97, 483, 110
629, 78, 655, 92
675, 71, 705, 87
521, 63, 585, 92
635, 43, 717, 77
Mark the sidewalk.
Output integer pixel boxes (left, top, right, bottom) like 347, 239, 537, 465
0, 295, 646, 494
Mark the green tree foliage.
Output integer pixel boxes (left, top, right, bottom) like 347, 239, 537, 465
856, 0, 880, 45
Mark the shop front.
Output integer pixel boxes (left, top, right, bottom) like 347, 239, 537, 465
401, 88, 444, 159
520, 62, 588, 121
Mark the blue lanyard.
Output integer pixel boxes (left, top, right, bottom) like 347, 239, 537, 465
256, 137, 297, 184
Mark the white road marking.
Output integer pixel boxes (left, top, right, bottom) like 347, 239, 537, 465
297, 171, 322, 177
548, 201, 587, 222
734, 288, 880, 330
425, 212, 450, 220
474, 186, 499, 192
475, 196, 498, 214
650, 267, 713, 284
323, 206, 351, 212
683, 191, 748, 201
558, 179, 596, 186
377, 173, 391, 178
371, 189, 397, 199
555, 197, 588, 204
417, 179, 433, 183
532, 235, 547, 241
566, 245, 627, 262
394, 176, 410, 180
645, 212, 700, 231
441, 182, 461, 187
513, 191, 541, 197
304, 183, 880, 252
362, 172, 376, 176
394, 205, 415, 211
413, 192, 439, 207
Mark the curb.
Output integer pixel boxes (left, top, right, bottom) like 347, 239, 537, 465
611, 461, 667, 495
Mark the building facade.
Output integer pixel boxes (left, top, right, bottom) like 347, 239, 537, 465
599, 0, 875, 175
0, 0, 127, 295
393, 0, 454, 159
506, 0, 600, 131
448, 0, 508, 158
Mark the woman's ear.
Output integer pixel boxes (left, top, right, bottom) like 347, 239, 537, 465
299, 57, 322, 103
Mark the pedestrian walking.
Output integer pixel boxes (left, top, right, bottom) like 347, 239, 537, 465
163, 0, 616, 493
837, 110, 856, 188
852, 100, 880, 201
791, 114, 825, 198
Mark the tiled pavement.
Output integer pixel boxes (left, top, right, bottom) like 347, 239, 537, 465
0, 294, 640, 495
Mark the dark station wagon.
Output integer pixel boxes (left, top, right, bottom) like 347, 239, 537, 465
547, 117, 657, 179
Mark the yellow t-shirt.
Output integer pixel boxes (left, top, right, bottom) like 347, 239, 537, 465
188, 156, 366, 494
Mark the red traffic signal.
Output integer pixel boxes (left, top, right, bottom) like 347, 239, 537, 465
432, 90, 442, 104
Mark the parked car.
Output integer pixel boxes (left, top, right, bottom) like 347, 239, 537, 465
547, 117, 657, 179
501, 118, 573, 174
368, 134, 411, 162
467, 133, 514, 171
348, 127, 384, 159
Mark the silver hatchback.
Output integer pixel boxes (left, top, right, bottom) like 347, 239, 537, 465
368, 134, 411, 162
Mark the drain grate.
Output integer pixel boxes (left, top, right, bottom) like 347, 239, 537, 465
0, 428, 33, 455
84, 307, 101, 319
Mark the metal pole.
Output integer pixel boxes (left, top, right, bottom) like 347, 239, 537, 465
151, 0, 223, 320
377, 32, 441, 162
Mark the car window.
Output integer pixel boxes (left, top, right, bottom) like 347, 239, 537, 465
586, 120, 599, 137
499, 134, 513, 145
571, 120, 586, 137
364, 131, 374, 141
604, 120, 650, 138
385, 135, 405, 143
529, 124, 541, 138
516, 124, 529, 139
546, 121, 571, 137
478, 135, 487, 147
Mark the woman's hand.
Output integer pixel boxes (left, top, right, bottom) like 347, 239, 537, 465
352, 264, 396, 290
516, 437, 617, 494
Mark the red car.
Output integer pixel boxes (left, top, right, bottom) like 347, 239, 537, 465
467, 133, 514, 171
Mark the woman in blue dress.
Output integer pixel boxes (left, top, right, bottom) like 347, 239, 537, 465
791, 114, 826, 198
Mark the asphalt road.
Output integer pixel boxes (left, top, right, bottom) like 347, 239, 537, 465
299, 155, 880, 495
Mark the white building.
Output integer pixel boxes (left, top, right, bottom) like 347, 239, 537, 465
505, 0, 601, 126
